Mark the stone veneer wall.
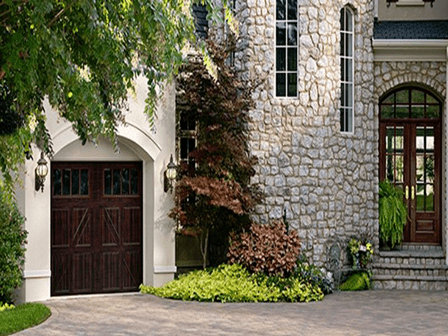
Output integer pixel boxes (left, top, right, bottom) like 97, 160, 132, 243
233, 0, 377, 267
374, 61, 446, 100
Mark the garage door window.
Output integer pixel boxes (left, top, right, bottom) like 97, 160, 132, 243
53, 168, 89, 196
104, 168, 139, 195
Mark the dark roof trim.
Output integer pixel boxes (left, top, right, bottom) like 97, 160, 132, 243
374, 20, 448, 40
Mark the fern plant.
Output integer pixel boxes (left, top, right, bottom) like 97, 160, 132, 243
379, 180, 407, 248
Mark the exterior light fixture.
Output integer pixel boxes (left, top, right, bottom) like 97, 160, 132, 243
35, 152, 48, 192
164, 154, 178, 193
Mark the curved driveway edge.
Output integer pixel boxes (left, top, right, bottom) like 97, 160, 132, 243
17, 291, 448, 335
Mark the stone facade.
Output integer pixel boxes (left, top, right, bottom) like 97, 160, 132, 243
234, 0, 377, 266
374, 61, 446, 102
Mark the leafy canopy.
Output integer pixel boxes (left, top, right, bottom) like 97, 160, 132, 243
0, 0, 230, 202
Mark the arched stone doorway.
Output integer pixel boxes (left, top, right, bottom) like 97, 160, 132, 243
379, 86, 442, 244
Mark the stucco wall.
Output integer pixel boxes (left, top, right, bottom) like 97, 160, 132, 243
377, 0, 448, 21
235, 0, 377, 267
16, 77, 177, 302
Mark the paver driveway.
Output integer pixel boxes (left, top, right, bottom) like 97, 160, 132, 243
17, 291, 448, 335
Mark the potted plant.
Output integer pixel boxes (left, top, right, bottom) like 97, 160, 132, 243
378, 180, 407, 249
347, 236, 374, 269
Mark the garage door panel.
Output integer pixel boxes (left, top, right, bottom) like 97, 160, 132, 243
123, 250, 142, 290
51, 162, 142, 296
52, 209, 71, 248
101, 207, 120, 247
51, 252, 70, 294
73, 252, 94, 292
101, 252, 120, 291
123, 207, 142, 245
72, 208, 92, 247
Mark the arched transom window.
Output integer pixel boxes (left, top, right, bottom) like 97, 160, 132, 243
380, 87, 441, 119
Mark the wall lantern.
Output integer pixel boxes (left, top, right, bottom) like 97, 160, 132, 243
164, 155, 178, 193
35, 152, 48, 192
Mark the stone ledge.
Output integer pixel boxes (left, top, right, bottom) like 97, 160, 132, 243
372, 263, 448, 270
372, 275, 447, 281
378, 250, 445, 258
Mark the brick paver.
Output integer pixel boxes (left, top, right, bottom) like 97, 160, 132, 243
17, 291, 448, 335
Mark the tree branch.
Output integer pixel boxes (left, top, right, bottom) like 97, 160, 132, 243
0, 0, 29, 26
47, 1, 76, 27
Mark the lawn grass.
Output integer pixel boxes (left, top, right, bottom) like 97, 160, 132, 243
0, 303, 51, 336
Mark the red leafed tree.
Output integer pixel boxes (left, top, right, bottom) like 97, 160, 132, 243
171, 38, 260, 268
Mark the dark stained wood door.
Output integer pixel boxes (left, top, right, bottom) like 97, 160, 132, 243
379, 87, 442, 244
51, 162, 142, 296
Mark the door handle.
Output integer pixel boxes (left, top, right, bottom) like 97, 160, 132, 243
411, 185, 415, 200
405, 185, 409, 200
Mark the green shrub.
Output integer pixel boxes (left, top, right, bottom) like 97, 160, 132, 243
0, 197, 27, 304
227, 221, 301, 277
295, 256, 333, 294
339, 271, 371, 291
140, 264, 323, 303
379, 180, 407, 248
0, 303, 14, 312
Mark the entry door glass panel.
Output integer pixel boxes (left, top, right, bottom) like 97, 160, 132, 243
385, 126, 404, 192
416, 127, 434, 212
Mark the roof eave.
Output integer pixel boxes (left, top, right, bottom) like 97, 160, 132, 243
373, 39, 448, 62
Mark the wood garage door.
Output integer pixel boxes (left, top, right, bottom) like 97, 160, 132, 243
51, 162, 143, 296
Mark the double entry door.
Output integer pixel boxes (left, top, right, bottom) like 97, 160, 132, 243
379, 122, 441, 244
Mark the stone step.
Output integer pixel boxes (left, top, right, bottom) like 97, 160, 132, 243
372, 278, 448, 290
372, 263, 448, 270
373, 275, 447, 282
373, 268, 447, 277
400, 244, 443, 252
378, 250, 445, 258
372, 245, 447, 290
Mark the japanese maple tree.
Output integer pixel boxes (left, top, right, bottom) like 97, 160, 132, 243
171, 38, 260, 268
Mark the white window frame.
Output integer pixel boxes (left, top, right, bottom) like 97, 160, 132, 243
340, 6, 354, 133
275, 0, 298, 98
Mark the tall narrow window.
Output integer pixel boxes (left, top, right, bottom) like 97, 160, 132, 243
340, 6, 354, 133
179, 110, 196, 176
276, 0, 298, 97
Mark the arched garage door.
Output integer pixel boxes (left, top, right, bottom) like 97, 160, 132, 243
51, 162, 142, 296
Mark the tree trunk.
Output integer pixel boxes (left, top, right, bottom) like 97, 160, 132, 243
199, 228, 209, 269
